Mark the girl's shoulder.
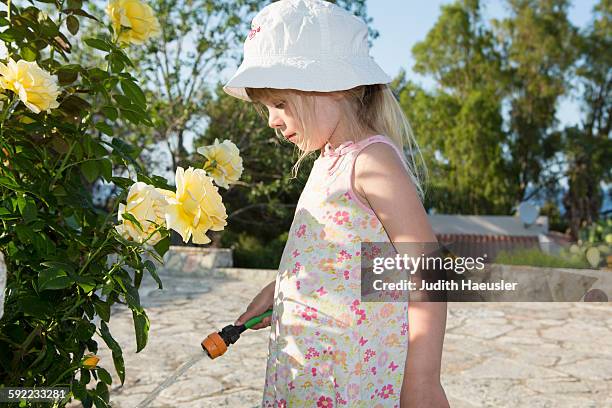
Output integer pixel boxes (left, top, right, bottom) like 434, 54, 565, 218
347, 135, 417, 209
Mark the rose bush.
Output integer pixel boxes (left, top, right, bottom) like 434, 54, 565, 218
0, 1, 240, 407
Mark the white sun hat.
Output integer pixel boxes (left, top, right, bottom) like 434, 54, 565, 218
223, 0, 391, 102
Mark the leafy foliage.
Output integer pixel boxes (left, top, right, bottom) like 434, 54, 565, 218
0, 1, 172, 406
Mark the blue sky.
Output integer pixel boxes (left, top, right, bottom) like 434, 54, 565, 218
365, 0, 600, 128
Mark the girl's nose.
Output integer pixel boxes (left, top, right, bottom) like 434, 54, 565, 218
268, 112, 284, 129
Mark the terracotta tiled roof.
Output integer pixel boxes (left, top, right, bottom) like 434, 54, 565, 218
435, 233, 540, 261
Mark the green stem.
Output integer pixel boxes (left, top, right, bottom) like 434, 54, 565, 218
49, 139, 77, 189
78, 233, 112, 276
0, 96, 18, 139
49, 365, 79, 387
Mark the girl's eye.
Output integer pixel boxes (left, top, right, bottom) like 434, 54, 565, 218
274, 102, 285, 109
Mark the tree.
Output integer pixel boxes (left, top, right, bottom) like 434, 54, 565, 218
492, 0, 578, 203
405, 0, 515, 214
562, 0, 612, 237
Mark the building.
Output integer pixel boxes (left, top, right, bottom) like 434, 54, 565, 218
427, 214, 565, 260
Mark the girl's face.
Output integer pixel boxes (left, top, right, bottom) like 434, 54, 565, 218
264, 94, 343, 152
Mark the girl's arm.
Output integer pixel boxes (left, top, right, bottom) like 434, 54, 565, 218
354, 143, 450, 408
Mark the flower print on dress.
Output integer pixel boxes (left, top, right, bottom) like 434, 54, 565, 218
316, 395, 333, 408
349, 299, 367, 324
295, 223, 307, 238
301, 306, 318, 321
332, 210, 350, 225
379, 384, 395, 399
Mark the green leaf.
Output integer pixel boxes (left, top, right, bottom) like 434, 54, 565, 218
0, 176, 19, 189
66, 15, 79, 35
119, 109, 141, 125
120, 80, 146, 108
112, 94, 133, 109
136, 173, 173, 191
0, 31, 14, 42
120, 212, 143, 231
84, 37, 111, 52
75, 320, 96, 341
95, 122, 114, 136
110, 137, 138, 158
97, 367, 112, 385
87, 67, 110, 82
57, 69, 79, 86
19, 296, 52, 317
100, 321, 125, 384
153, 236, 170, 258
102, 106, 118, 121
75, 276, 96, 293
21, 45, 38, 61
99, 158, 113, 181
41, 261, 77, 274
109, 56, 125, 74
132, 310, 149, 353
15, 224, 35, 244
63, 8, 99, 22
59, 95, 92, 115
125, 283, 141, 309
72, 379, 87, 400
144, 260, 162, 289
38, 267, 73, 290
66, 0, 83, 10
109, 176, 133, 190
93, 394, 108, 408
81, 160, 100, 183
94, 299, 111, 322
17, 196, 37, 223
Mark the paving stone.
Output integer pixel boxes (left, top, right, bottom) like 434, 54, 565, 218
459, 356, 569, 379
555, 357, 612, 380
525, 377, 591, 394
450, 321, 515, 339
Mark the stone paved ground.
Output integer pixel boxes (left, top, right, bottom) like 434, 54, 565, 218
86, 269, 611, 408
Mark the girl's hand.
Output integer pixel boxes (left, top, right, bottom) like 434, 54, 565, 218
400, 378, 449, 408
234, 279, 275, 330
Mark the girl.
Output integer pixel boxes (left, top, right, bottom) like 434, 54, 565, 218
226, 1, 449, 407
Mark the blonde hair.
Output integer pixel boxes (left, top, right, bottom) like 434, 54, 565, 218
245, 84, 428, 201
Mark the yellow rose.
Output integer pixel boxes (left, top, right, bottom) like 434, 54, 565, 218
0, 58, 60, 114
196, 138, 244, 189
115, 182, 173, 245
106, 0, 161, 45
81, 354, 100, 370
164, 166, 227, 244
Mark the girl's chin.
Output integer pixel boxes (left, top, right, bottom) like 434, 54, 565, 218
295, 139, 327, 153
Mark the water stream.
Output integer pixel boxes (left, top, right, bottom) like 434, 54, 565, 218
135, 351, 207, 408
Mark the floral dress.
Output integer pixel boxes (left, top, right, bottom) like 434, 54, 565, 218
262, 134, 410, 408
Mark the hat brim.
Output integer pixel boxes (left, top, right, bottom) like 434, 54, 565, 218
223, 55, 391, 102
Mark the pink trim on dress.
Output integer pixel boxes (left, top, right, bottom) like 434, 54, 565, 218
319, 134, 410, 214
